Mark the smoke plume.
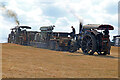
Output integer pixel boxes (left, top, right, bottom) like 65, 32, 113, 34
0, 3, 20, 25
66, 5, 83, 24
69, 9, 83, 23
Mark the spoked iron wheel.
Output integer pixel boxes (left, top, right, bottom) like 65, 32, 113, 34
69, 41, 78, 53
49, 41, 56, 50
81, 34, 96, 55
55, 42, 61, 51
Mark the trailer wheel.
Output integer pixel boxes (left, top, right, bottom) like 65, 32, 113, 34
55, 42, 61, 51
49, 41, 56, 50
81, 34, 96, 55
69, 41, 78, 53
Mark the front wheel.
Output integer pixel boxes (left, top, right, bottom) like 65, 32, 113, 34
97, 39, 111, 55
81, 34, 97, 55
97, 52, 107, 55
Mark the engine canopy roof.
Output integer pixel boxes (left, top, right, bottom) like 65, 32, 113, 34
83, 24, 114, 30
11, 26, 31, 30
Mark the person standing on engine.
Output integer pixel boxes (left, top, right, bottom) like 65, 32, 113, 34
71, 26, 76, 39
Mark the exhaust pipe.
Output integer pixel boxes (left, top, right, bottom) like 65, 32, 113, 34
79, 22, 83, 34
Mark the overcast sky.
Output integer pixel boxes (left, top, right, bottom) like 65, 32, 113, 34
0, 0, 119, 43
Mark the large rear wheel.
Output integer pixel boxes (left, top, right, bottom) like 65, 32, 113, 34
81, 34, 97, 55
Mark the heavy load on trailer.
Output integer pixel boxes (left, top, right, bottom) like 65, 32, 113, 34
49, 32, 71, 51
29, 25, 55, 48
69, 23, 114, 55
30, 25, 71, 51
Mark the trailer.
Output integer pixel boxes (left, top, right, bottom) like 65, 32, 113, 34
29, 25, 71, 51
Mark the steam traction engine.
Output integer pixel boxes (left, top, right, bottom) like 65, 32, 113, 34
8, 26, 31, 45
69, 24, 114, 55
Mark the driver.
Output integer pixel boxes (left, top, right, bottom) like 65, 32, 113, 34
71, 26, 76, 39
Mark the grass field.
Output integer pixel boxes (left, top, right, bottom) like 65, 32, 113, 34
2, 43, 119, 78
